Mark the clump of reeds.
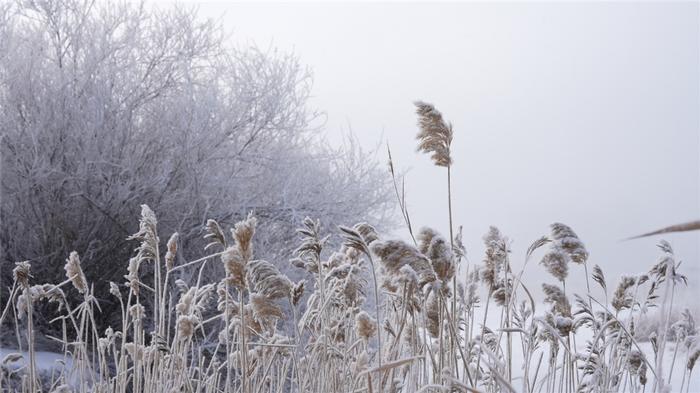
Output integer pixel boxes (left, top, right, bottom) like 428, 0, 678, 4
2, 102, 697, 393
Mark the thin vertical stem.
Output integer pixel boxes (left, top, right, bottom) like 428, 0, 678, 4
239, 290, 248, 393
366, 254, 383, 371
447, 165, 457, 373
26, 292, 36, 393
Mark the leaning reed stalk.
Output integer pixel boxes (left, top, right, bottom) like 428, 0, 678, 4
0, 281, 17, 329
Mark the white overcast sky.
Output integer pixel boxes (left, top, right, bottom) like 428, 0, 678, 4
157, 1, 699, 298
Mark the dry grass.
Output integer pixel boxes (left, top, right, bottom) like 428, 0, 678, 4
0, 103, 698, 393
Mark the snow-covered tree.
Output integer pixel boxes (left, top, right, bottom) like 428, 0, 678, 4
0, 0, 393, 330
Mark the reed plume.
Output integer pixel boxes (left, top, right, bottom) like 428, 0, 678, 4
250, 293, 284, 329
204, 219, 226, 250
612, 275, 636, 312
540, 249, 569, 282
414, 101, 452, 167
542, 283, 571, 317
370, 240, 436, 288
246, 259, 293, 300
124, 257, 141, 295
127, 204, 159, 262
550, 223, 588, 264
291, 280, 305, 306
233, 212, 257, 262
12, 261, 31, 288
165, 232, 179, 271
355, 311, 377, 340
176, 315, 199, 339
64, 251, 88, 294
482, 227, 508, 289
426, 289, 441, 338
222, 247, 247, 289
417, 227, 455, 282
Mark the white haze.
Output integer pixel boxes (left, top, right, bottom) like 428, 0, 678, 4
153, 1, 699, 300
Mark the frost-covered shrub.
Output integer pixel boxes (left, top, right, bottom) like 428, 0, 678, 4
0, 0, 392, 334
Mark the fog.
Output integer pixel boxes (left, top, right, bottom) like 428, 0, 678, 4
159, 1, 699, 299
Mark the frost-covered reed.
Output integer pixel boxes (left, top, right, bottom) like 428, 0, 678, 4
1, 104, 697, 393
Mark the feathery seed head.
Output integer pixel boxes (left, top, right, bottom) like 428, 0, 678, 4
417, 227, 438, 255
540, 248, 569, 282
453, 225, 466, 260
612, 275, 637, 312
338, 265, 367, 306
216, 281, 237, 318
343, 245, 361, 262
124, 343, 143, 361
16, 287, 33, 319
355, 311, 377, 340
554, 315, 573, 336
370, 239, 436, 288
176, 287, 196, 316
550, 223, 588, 264
222, 247, 246, 289
418, 227, 455, 282
482, 227, 508, 288
291, 280, 305, 306
426, 290, 440, 338
232, 212, 257, 263
13, 261, 31, 288
340, 223, 376, 257
246, 259, 293, 300
542, 283, 571, 317
125, 257, 141, 295
294, 217, 326, 260
138, 204, 157, 232
492, 279, 513, 307
250, 292, 284, 330
165, 232, 179, 271
414, 101, 453, 167
204, 219, 226, 250
64, 251, 88, 293
36, 284, 64, 310
627, 350, 643, 372
109, 282, 121, 298
398, 264, 419, 287
176, 314, 199, 339
354, 222, 379, 245
17, 285, 65, 318
128, 205, 159, 262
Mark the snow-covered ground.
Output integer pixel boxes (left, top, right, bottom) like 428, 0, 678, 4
1, 343, 697, 391
0, 348, 77, 387
0, 348, 73, 372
